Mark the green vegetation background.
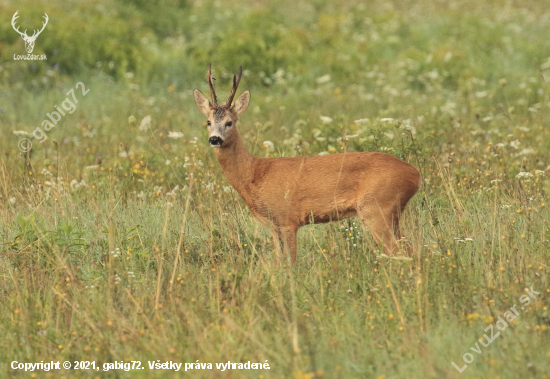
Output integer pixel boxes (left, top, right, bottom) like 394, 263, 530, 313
0, 0, 549, 378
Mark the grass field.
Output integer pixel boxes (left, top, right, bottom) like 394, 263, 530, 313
1, 0, 550, 378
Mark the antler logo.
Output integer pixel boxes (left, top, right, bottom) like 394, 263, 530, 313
11, 11, 48, 54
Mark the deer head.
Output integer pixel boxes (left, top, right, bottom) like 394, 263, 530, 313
11, 11, 49, 54
193, 65, 250, 147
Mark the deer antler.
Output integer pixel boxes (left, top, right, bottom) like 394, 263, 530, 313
225, 66, 243, 107
208, 64, 218, 107
31, 13, 48, 38
11, 11, 27, 38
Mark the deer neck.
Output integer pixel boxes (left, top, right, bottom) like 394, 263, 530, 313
214, 129, 255, 193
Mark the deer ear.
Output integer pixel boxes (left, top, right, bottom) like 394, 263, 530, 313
232, 91, 250, 116
193, 89, 211, 116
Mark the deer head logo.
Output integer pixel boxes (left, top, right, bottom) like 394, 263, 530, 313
11, 11, 49, 54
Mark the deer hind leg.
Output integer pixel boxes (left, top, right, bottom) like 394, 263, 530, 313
271, 229, 283, 256
357, 204, 401, 256
273, 226, 298, 264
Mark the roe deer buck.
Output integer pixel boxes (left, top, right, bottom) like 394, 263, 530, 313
193, 65, 420, 263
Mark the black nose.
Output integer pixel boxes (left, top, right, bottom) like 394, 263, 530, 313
209, 136, 224, 146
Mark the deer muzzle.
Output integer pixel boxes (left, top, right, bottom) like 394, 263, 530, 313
208, 136, 224, 146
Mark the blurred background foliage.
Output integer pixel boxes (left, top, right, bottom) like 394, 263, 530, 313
1, 0, 548, 86
1, 0, 189, 81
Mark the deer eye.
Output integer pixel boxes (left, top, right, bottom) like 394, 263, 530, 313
225, 121, 233, 127
207, 120, 211, 126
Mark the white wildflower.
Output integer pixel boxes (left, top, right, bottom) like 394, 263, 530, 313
41, 168, 53, 176
380, 118, 394, 122
518, 148, 534, 155
168, 131, 184, 139
70, 179, 87, 189
139, 115, 152, 131
110, 247, 121, 258
319, 116, 333, 124
316, 74, 331, 84
263, 140, 274, 149
384, 131, 395, 139
516, 172, 534, 180
509, 139, 520, 149
354, 118, 370, 124
400, 119, 416, 134
85, 165, 99, 170
166, 185, 179, 197
283, 133, 303, 146
313, 129, 325, 141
